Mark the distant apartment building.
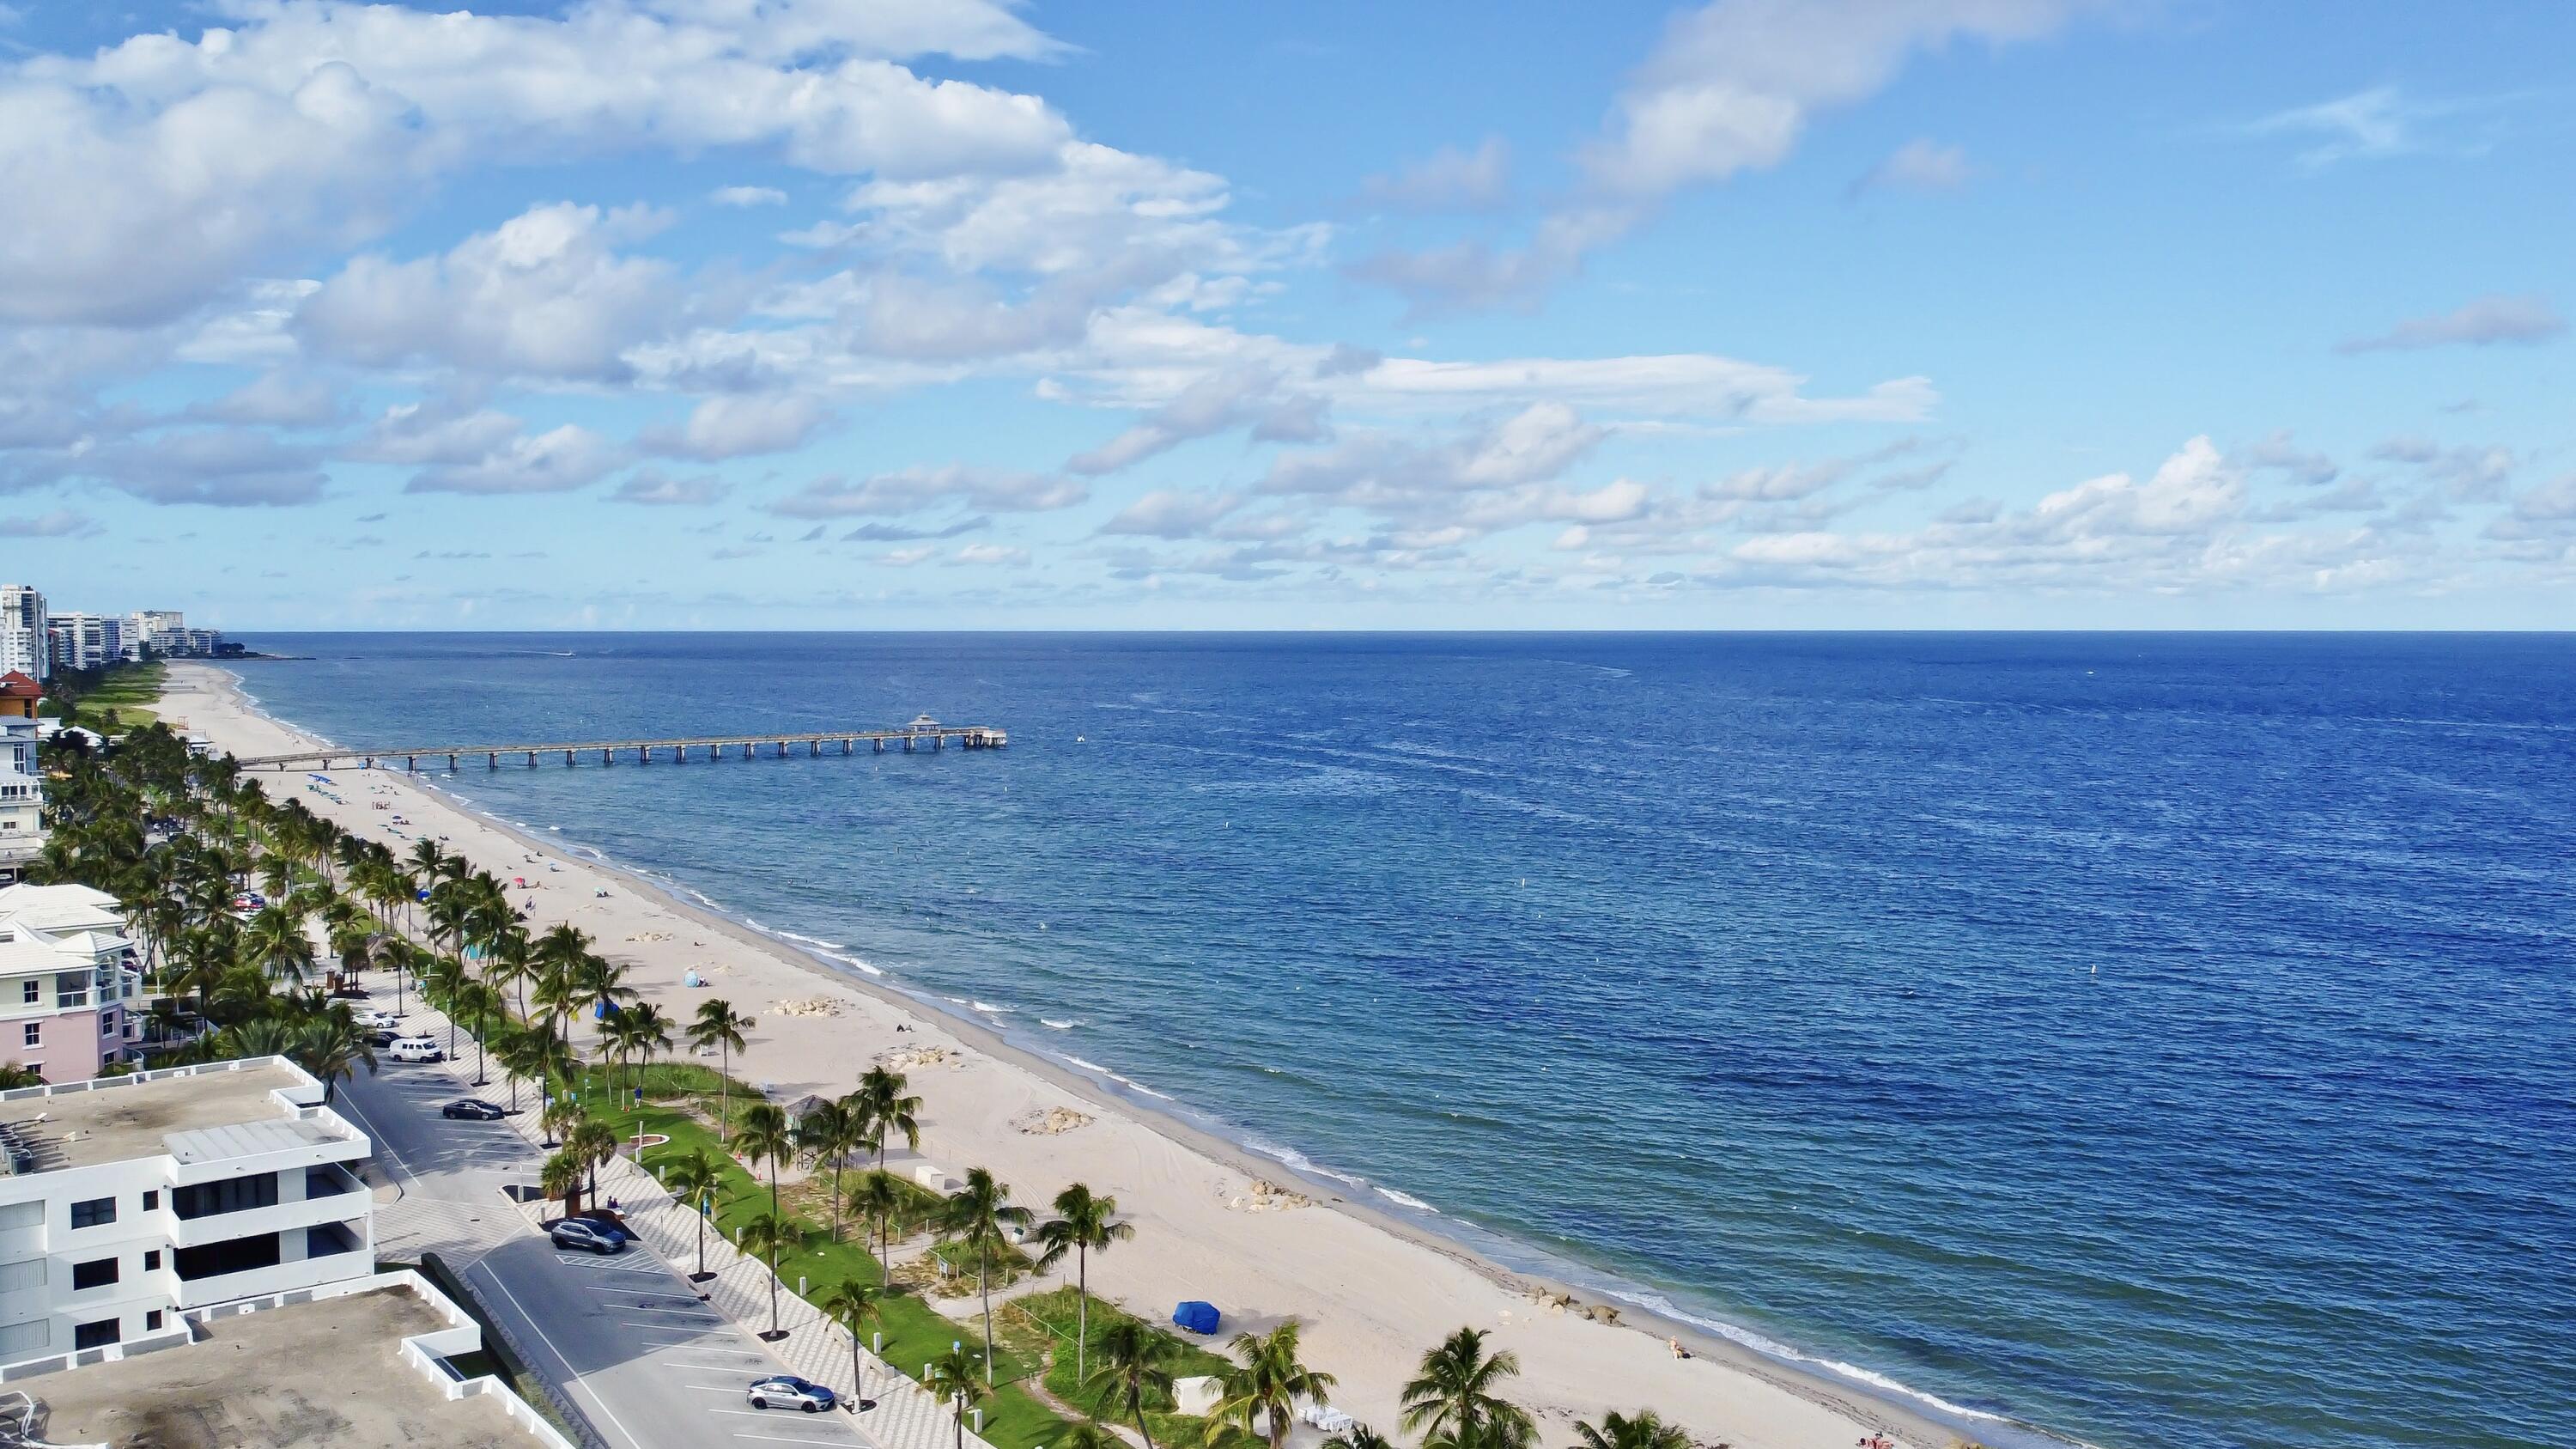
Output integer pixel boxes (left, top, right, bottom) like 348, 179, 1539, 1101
0, 588, 43, 683
121, 611, 185, 660
42, 616, 121, 674
0, 886, 137, 1079
0, 1057, 374, 1361
0, 675, 41, 888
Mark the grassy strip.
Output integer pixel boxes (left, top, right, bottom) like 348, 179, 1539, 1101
1010, 1287, 1234, 1449
574, 1069, 1072, 1449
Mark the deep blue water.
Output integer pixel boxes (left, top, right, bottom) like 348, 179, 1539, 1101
223, 633, 2574, 1449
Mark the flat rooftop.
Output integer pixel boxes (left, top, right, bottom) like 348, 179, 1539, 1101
0, 1062, 339, 1172
20, 1288, 537, 1449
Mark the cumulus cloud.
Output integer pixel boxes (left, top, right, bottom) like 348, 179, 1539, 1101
0, 0, 1078, 326
1850, 137, 1971, 195
770, 466, 1085, 517
1066, 366, 1325, 474
70, 427, 328, 506
298, 203, 685, 380
2239, 429, 2338, 484
0, 508, 99, 538
641, 393, 831, 461
186, 372, 343, 429
344, 399, 529, 467
612, 470, 732, 506
1356, 0, 2080, 313
2336, 295, 2565, 354
2369, 437, 2516, 501
1359, 137, 1512, 211
1099, 490, 1247, 538
710, 186, 788, 207
403, 424, 626, 495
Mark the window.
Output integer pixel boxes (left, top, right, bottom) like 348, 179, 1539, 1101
143, 1250, 161, 1271
16, 980, 33, 1004
19, 1023, 35, 1047
71, 1318, 118, 1350
68, 1196, 114, 1229
144, 1310, 163, 1331
173, 1233, 281, 1282
172, 1174, 278, 1221
70, 1258, 117, 1291
141, 1190, 158, 1211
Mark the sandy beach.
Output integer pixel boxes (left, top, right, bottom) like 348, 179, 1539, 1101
159, 661, 1960, 1449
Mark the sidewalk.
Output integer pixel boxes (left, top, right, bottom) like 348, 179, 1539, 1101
386, 990, 1001, 1449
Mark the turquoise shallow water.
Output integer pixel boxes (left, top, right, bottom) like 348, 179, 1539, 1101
231, 632, 2576, 1449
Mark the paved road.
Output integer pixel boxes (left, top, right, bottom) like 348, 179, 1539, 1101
334, 1028, 878, 1449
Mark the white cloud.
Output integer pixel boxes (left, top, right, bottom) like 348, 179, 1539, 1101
1066, 366, 1323, 474
1346, 353, 1935, 423
770, 465, 1086, 517
0, 0, 1076, 326
1099, 490, 1247, 538
298, 203, 684, 380
950, 542, 1030, 566
612, 470, 732, 506
0, 508, 99, 538
186, 371, 342, 428
710, 186, 788, 207
2337, 295, 2564, 354
2238, 429, 2338, 484
642, 393, 831, 461
1359, 137, 1511, 211
1851, 137, 1971, 195
64, 427, 327, 506
2243, 87, 2509, 171
346, 400, 530, 467
404, 424, 626, 495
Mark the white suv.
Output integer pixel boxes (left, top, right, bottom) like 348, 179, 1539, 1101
389, 1037, 444, 1063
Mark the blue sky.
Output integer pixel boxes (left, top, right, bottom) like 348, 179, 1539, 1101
2, 0, 2570, 630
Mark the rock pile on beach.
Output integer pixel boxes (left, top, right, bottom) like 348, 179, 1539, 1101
1522, 1288, 1619, 1324
626, 930, 673, 943
1018, 1106, 1091, 1135
878, 1045, 958, 1071
1228, 1178, 1314, 1213
771, 997, 844, 1019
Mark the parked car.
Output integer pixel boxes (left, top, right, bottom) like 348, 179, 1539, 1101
745, 1376, 835, 1412
548, 1219, 623, 1255
570, 1209, 635, 1243
389, 1037, 444, 1063
440, 1099, 506, 1120
366, 1029, 400, 1048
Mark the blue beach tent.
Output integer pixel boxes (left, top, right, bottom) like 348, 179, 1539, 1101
1172, 1301, 1219, 1335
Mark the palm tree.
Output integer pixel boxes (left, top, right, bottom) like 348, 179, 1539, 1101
1571, 1411, 1691, 1449
1215, 1321, 1336, 1449
540, 1095, 586, 1153
1400, 1328, 1534, 1449
854, 1065, 920, 1173
453, 977, 503, 1085
240, 902, 313, 982
686, 999, 751, 1142
288, 1010, 379, 1104
609, 1002, 672, 1154
1088, 1318, 1178, 1449
927, 1346, 988, 1449
1323, 1429, 1398, 1449
1032, 1183, 1133, 1385
801, 1096, 866, 1243
498, 1020, 578, 1117
530, 962, 585, 1056
848, 1169, 904, 1282
736, 1211, 801, 1342
735, 1101, 794, 1215
817, 1279, 884, 1404
660, 1148, 725, 1282
939, 1167, 1031, 1384
540, 1151, 586, 1217
565, 1118, 621, 1204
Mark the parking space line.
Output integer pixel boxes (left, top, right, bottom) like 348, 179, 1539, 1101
731, 1434, 857, 1447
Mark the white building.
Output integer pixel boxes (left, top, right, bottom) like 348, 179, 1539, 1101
0, 589, 41, 683
122, 611, 185, 661
0, 675, 41, 888
0, 1057, 374, 1362
0, 886, 139, 1079
41, 617, 121, 674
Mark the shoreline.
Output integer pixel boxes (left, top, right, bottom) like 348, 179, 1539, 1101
165, 661, 2038, 1449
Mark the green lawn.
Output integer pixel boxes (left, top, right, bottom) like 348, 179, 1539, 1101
571, 1067, 1085, 1449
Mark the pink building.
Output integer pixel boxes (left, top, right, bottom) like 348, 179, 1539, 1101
0, 885, 138, 1082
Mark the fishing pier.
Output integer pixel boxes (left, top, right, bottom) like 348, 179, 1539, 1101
235, 715, 1008, 772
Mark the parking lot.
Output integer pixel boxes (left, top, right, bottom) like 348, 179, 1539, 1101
337, 1038, 877, 1449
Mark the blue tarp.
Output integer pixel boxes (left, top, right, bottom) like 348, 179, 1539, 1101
1172, 1300, 1219, 1335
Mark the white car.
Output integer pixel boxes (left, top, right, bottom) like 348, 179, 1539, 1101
388, 1037, 444, 1063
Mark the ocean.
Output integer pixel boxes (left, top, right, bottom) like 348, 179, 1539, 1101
222, 632, 2574, 1449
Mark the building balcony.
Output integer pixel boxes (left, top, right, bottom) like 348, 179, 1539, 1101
166, 1166, 365, 1249
171, 1223, 368, 1308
